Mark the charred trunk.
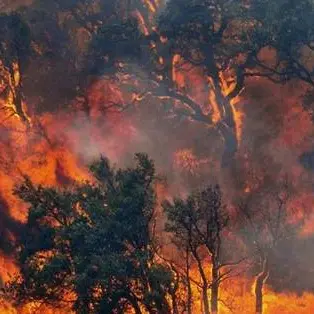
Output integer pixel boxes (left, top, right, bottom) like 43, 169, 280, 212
185, 249, 193, 314
186, 273, 193, 314
211, 282, 219, 314
193, 250, 210, 314
202, 283, 211, 314
216, 122, 237, 167
211, 260, 219, 314
255, 257, 269, 314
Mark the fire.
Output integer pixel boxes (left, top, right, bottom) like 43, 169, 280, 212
169, 270, 314, 314
0, 62, 31, 127
0, 1, 313, 313
170, 53, 245, 150
172, 54, 185, 89
208, 76, 222, 123
142, 0, 157, 13
219, 72, 244, 144
133, 10, 149, 36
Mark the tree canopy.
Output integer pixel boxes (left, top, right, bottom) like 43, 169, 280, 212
8, 154, 174, 314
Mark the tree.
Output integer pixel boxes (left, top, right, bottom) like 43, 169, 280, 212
163, 185, 240, 314
247, 0, 314, 86
88, 0, 314, 167
16, 0, 107, 115
6, 153, 175, 314
1, 0, 129, 116
237, 177, 305, 314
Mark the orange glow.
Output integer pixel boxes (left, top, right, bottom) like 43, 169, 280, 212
133, 10, 149, 36
219, 72, 243, 144
142, 0, 157, 13
172, 54, 185, 89
0, 62, 32, 126
208, 76, 222, 123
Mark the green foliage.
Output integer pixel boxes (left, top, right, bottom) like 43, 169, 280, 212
8, 154, 173, 313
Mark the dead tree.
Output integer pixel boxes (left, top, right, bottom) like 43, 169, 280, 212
238, 177, 305, 314
164, 185, 243, 314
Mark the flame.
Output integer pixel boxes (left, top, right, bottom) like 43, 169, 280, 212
133, 10, 149, 36
142, 0, 157, 13
219, 72, 243, 144
208, 76, 222, 123
171, 269, 314, 314
172, 54, 185, 89
0, 62, 32, 127
0, 73, 143, 312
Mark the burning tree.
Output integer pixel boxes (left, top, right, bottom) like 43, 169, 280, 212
89, 0, 314, 166
163, 185, 242, 314
5, 154, 176, 314
1, 0, 313, 160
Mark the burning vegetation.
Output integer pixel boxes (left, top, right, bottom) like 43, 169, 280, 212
0, 0, 314, 313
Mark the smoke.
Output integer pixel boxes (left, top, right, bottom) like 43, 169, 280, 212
0, 0, 313, 301
0, 0, 33, 12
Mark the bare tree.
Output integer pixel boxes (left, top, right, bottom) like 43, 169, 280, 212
237, 177, 305, 314
163, 185, 243, 314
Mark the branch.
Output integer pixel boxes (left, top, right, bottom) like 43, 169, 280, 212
154, 89, 213, 125
155, 251, 202, 288
291, 58, 314, 86
219, 256, 247, 268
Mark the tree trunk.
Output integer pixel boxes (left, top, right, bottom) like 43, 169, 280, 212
186, 274, 193, 314
255, 257, 269, 314
202, 283, 211, 314
211, 260, 219, 314
211, 282, 219, 314
217, 122, 237, 167
193, 251, 210, 314
206, 63, 238, 166
185, 250, 193, 314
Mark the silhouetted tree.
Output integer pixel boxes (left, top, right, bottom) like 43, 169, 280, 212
88, 0, 314, 166
6, 154, 174, 314
163, 185, 240, 314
